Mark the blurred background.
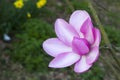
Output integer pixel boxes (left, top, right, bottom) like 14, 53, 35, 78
0, 0, 120, 80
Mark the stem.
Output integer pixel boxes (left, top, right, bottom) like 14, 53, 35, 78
87, 0, 120, 79
66, 0, 120, 79
87, 0, 120, 67
66, 0, 120, 66
87, 0, 111, 47
100, 56, 120, 80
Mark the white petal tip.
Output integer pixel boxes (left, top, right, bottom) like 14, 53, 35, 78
3, 34, 11, 41
74, 65, 92, 73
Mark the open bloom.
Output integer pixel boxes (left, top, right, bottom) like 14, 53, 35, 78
43, 10, 101, 73
36, 0, 47, 8
14, 0, 24, 9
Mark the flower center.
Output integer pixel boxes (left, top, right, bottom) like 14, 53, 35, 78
72, 37, 90, 55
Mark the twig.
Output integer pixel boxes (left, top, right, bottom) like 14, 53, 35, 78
100, 56, 120, 80
87, 0, 120, 66
65, 0, 120, 79
87, 0, 120, 79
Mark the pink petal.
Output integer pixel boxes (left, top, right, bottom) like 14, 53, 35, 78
80, 18, 94, 44
86, 46, 99, 64
92, 28, 101, 47
55, 19, 79, 46
72, 37, 90, 55
74, 56, 92, 73
43, 38, 72, 57
69, 10, 91, 34
49, 52, 80, 68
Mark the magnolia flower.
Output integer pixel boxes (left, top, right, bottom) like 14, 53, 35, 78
43, 10, 101, 73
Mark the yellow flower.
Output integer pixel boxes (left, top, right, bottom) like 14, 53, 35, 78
27, 12, 31, 18
14, 0, 24, 9
18, 0, 23, 1
36, 0, 47, 8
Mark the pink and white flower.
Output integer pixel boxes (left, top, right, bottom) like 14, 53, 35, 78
43, 10, 101, 73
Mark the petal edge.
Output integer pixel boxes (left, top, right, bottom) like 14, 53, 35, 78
69, 10, 91, 34
74, 56, 92, 73
55, 19, 79, 46
86, 46, 99, 64
49, 52, 80, 68
43, 38, 72, 57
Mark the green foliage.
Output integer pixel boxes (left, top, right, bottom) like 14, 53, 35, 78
11, 19, 55, 72
0, 0, 47, 35
72, 0, 90, 12
1, 0, 120, 79
0, 0, 15, 33
105, 26, 120, 46
80, 64, 104, 80
67, 63, 104, 80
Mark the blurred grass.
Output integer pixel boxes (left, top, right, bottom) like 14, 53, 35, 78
11, 19, 55, 72
0, 0, 120, 80
104, 26, 120, 47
